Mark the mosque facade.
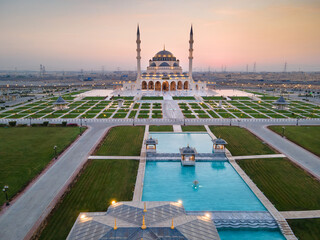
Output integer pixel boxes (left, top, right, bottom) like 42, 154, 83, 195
122, 25, 207, 92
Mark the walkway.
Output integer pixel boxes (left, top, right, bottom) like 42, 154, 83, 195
247, 125, 320, 179
233, 154, 286, 160
88, 156, 140, 160
0, 124, 109, 240
162, 100, 183, 119
281, 210, 320, 219
132, 125, 149, 201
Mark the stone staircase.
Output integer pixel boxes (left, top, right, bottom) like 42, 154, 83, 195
277, 220, 298, 240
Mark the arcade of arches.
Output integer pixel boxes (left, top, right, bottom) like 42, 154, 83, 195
141, 80, 189, 91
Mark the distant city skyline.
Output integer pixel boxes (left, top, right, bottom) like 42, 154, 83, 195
0, 0, 319, 72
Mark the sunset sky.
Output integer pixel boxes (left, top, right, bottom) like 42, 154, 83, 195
0, 0, 319, 72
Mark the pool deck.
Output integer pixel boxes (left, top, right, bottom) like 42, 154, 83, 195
132, 125, 148, 201
280, 210, 320, 219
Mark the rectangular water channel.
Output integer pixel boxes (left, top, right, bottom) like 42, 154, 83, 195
142, 161, 266, 211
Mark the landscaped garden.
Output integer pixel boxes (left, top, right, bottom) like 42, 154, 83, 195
209, 126, 275, 156
287, 218, 320, 240
149, 125, 173, 132
94, 126, 145, 156
36, 159, 139, 240
237, 158, 320, 211
0, 127, 83, 206
268, 126, 320, 157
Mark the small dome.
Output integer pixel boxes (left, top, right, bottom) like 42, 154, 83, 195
159, 62, 170, 67
150, 62, 156, 67
173, 62, 179, 67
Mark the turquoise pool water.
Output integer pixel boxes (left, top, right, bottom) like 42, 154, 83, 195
150, 133, 213, 153
142, 161, 266, 211
218, 228, 285, 240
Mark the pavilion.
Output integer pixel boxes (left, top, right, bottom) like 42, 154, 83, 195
53, 96, 68, 110
67, 201, 220, 240
273, 96, 289, 110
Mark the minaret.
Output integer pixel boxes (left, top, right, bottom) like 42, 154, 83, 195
188, 25, 194, 80
136, 24, 142, 84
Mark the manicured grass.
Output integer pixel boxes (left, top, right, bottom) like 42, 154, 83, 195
181, 125, 206, 131
111, 96, 134, 100
149, 125, 173, 132
237, 158, 320, 211
288, 219, 320, 240
229, 96, 251, 100
95, 126, 145, 156
82, 96, 106, 100
141, 96, 163, 100
37, 159, 139, 240
184, 114, 196, 118
269, 126, 320, 157
209, 126, 275, 156
0, 127, 82, 206
172, 96, 195, 100
202, 96, 225, 100
128, 110, 137, 118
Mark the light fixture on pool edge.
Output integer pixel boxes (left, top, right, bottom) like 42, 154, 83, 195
80, 214, 86, 220
111, 200, 116, 205
177, 200, 183, 205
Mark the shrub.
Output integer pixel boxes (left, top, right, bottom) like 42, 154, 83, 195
9, 121, 17, 127
62, 121, 67, 127
43, 121, 49, 126
67, 123, 78, 127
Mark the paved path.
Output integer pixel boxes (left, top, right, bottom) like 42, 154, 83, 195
0, 124, 109, 240
233, 154, 286, 160
281, 210, 320, 219
133, 125, 148, 201
173, 125, 182, 132
247, 125, 320, 179
162, 100, 183, 119
88, 156, 140, 160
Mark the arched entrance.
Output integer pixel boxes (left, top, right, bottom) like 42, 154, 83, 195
148, 81, 154, 90
142, 81, 147, 90
170, 81, 176, 91
184, 81, 189, 90
177, 81, 182, 90
155, 81, 161, 91
162, 81, 169, 91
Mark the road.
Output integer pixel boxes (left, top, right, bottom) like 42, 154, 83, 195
247, 125, 320, 179
0, 123, 109, 240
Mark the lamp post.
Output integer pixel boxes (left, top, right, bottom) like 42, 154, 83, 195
29, 117, 32, 126
282, 127, 285, 137
54, 145, 57, 159
237, 119, 240, 127
229, 118, 232, 126
2, 185, 9, 206
296, 117, 300, 126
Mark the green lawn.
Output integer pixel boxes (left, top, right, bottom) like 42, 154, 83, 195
141, 96, 163, 100
149, 125, 173, 132
0, 127, 82, 206
95, 126, 145, 156
269, 126, 320, 157
37, 159, 139, 240
288, 219, 320, 240
181, 125, 206, 131
172, 96, 196, 100
209, 126, 275, 156
237, 158, 320, 211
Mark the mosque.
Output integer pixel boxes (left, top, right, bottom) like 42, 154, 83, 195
122, 25, 207, 93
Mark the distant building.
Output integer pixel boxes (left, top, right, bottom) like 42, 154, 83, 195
122, 25, 207, 92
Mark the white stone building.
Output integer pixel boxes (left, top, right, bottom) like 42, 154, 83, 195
122, 25, 207, 93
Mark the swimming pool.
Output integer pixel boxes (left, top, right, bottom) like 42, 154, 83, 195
218, 228, 286, 240
149, 133, 213, 153
142, 161, 266, 211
